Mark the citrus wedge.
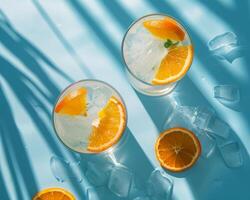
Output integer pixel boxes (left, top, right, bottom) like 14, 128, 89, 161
155, 127, 201, 172
33, 187, 75, 200
55, 87, 87, 116
143, 17, 185, 41
87, 96, 126, 152
152, 45, 193, 85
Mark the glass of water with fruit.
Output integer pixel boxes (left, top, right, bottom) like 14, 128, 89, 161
53, 79, 127, 154
122, 14, 194, 96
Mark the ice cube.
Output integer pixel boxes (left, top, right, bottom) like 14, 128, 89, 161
208, 32, 237, 51
163, 106, 194, 130
205, 117, 230, 139
196, 130, 216, 158
208, 32, 244, 63
86, 187, 101, 200
147, 169, 173, 200
214, 85, 240, 102
54, 114, 92, 153
214, 85, 240, 110
92, 86, 112, 107
129, 176, 146, 199
218, 141, 243, 168
222, 45, 246, 63
123, 25, 167, 83
50, 155, 84, 183
108, 164, 133, 198
163, 106, 215, 131
193, 107, 215, 130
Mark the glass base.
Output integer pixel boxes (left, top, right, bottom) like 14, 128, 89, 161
126, 69, 177, 96
131, 82, 177, 96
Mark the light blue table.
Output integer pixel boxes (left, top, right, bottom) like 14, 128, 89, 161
1, 0, 250, 200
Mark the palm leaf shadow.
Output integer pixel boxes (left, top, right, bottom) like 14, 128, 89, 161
0, 14, 86, 198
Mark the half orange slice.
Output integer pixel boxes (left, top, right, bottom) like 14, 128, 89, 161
152, 45, 193, 85
55, 87, 87, 116
32, 187, 75, 200
155, 127, 201, 172
87, 96, 126, 152
143, 17, 185, 41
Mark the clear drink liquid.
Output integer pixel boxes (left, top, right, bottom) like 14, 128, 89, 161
122, 14, 193, 96
53, 80, 126, 154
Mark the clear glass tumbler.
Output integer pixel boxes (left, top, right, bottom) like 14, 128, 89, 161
121, 14, 193, 96
52, 79, 128, 155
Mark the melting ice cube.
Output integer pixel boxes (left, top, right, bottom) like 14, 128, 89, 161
193, 107, 215, 130
163, 106, 195, 130
208, 32, 245, 63
163, 105, 215, 131
205, 116, 231, 139
218, 141, 243, 168
108, 164, 133, 198
50, 155, 85, 183
214, 85, 240, 102
196, 130, 216, 158
214, 85, 240, 109
129, 176, 146, 199
147, 169, 173, 200
208, 32, 237, 51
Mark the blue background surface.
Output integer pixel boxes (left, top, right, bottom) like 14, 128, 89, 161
0, 0, 250, 200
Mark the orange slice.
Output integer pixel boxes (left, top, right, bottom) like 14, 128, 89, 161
32, 187, 75, 200
152, 45, 193, 85
87, 96, 126, 152
155, 127, 201, 172
143, 17, 185, 41
55, 87, 87, 116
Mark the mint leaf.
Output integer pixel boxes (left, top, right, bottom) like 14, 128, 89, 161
164, 39, 173, 48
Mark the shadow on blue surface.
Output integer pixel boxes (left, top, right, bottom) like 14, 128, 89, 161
81, 128, 155, 199
70, 0, 250, 199
0, 8, 155, 199
145, 0, 250, 120
116, 129, 154, 182
140, 1, 250, 200
31, 0, 94, 78
0, 14, 86, 198
1, 0, 250, 199
0, 89, 38, 198
0, 170, 10, 200
68, 0, 120, 63
100, 0, 134, 30
201, 0, 250, 43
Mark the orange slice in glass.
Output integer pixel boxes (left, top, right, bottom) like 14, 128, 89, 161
155, 127, 201, 172
55, 87, 87, 116
152, 45, 193, 85
87, 96, 126, 152
32, 187, 75, 200
143, 17, 185, 41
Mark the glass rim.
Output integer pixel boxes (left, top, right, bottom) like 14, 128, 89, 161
52, 79, 128, 155
121, 13, 194, 87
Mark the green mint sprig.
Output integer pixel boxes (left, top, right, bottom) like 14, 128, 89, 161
164, 39, 179, 48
